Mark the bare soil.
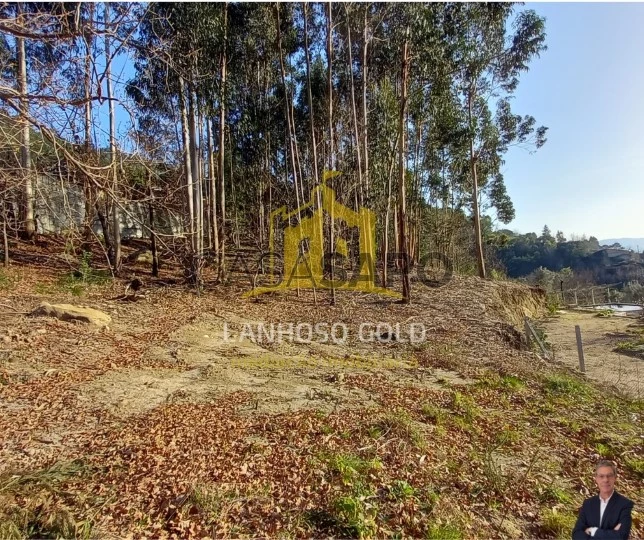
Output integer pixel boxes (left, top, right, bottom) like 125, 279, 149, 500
0, 241, 642, 539
539, 310, 644, 398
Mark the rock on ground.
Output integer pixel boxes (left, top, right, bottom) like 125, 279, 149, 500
30, 302, 111, 328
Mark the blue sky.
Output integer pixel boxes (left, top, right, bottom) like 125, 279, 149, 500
503, 2, 644, 241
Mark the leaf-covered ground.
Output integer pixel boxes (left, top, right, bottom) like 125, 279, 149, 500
0, 244, 642, 539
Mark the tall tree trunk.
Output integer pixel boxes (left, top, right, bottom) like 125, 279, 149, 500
468, 83, 486, 279
345, 6, 363, 206
276, 4, 303, 296
17, 5, 34, 241
217, 2, 228, 282
327, 2, 336, 305
82, 3, 95, 248
304, 2, 321, 305
229, 129, 240, 249
188, 87, 202, 285
105, 3, 121, 273
275, 5, 300, 209
362, 5, 370, 197
179, 77, 195, 267
2, 200, 9, 267
208, 117, 219, 253
381, 132, 399, 288
303, 3, 318, 185
147, 174, 159, 277
397, 26, 411, 303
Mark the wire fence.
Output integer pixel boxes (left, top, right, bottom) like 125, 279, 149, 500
548, 281, 644, 309
527, 315, 643, 400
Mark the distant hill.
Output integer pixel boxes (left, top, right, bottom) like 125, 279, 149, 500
600, 238, 644, 252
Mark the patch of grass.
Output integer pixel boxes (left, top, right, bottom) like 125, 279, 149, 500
595, 309, 614, 318
420, 403, 446, 425
494, 427, 520, 446
419, 487, 440, 513
389, 480, 415, 501
365, 425, 382, 439
501, 375, 526, 390
547, 297, 561, 315
332, 493, 378, 539
624, 457, 644, 479
615, 337, 644, 351
0, 460, 94, 540
540, 508, 577, 539
538, 485, 574, 505
594, 442, 616, 459
434, 425, 447, 437
373, 409, 426, 449
426, 523, 462, 539
544, 374, 592, 397
483, 451, 507, 494
0, 269, 12, 290
34, 282, 56, 295
451, 391, 479, 424
188, 484, 239, 523
52, 251, 111, 296
324, 454, 382, 486
0, 460, 87, 493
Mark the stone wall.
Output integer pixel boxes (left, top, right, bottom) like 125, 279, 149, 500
32, 174, 182, 239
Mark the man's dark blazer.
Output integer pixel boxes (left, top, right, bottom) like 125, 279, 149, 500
572, 491, 634, 539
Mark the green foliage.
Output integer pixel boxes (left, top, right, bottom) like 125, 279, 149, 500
595, 309, 614, 318
426, 523, 462, 540
0, 269, 11, 290
615, 337, 644, 351
489, 268, 506, 281
496, 232, 644, 287
56, 252, 110, 295
544, 374, 591, 398
624, 457, 644, 479
500, 375, 526, 390
188, 484, 239, 522
594, 442, 615, 459
0, 460, 94, 540
451, 391, 479, 424
389, 480, 415, 502
420, 403, 446, 425
324, 454, 382, 487
538, 485, 574, 505
495, 427, 520, 445
332, 492, 378, 539
546, 295, 562, 314
540, 508, 577, 539
373, 409, 426, 449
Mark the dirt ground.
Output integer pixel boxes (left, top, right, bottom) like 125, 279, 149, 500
539, 310, 644, 399
1, 246, 642, 539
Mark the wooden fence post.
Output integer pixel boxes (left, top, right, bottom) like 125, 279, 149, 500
524, 318, 531, 348
575, 325, 586, 373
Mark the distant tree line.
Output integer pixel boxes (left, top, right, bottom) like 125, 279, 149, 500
489, 225, 644, 298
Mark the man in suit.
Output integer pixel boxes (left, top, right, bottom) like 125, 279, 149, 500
572, 460, 634, 539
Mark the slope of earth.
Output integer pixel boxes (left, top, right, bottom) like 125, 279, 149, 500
0, 252, 642, 539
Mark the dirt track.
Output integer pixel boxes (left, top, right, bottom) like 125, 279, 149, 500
538, 310, 644, 398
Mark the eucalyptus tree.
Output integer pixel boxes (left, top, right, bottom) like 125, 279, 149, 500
448, 3, 547, 278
